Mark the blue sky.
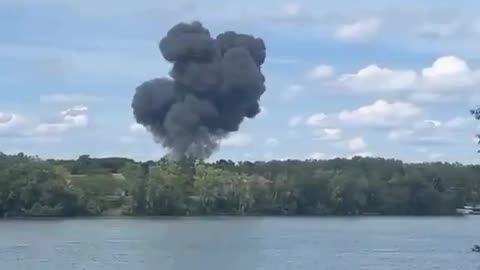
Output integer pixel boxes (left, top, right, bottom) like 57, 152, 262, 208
1, 0, 480, 163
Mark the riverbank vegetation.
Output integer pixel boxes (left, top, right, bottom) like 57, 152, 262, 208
0, 153, 479, 217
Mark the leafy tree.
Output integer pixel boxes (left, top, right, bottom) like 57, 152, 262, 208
145, 161, 189, 215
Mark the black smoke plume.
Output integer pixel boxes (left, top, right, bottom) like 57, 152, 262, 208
132, 21, 266, 160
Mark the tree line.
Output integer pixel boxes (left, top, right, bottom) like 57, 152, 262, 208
0, 152, 479, 217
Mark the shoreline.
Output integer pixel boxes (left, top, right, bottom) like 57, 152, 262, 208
0, 213, 470, 220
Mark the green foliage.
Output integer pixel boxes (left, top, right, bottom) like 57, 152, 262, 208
0, 152, 478, 217
143, 161, 191, 215
120, 163, 147, 214
0, 153, 79, 217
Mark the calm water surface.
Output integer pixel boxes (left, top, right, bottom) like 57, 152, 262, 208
0, 216, 479, 270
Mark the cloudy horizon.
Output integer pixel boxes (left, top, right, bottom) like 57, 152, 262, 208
1, 0, 480, 163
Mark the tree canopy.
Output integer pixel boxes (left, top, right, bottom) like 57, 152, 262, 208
0, 153, 477, 217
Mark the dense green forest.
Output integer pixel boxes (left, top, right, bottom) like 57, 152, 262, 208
0, 152, 479, 217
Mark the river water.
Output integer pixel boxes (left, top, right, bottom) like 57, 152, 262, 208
0, 216, 478, 270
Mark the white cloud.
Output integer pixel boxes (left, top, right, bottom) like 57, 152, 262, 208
130, 123, 148, 134
444, 116, 473, 129
221, 133, 252, 147
0, 112, 13, 123
282, 84, 304, 99
388, 114, 474, 147
310, 152, 326, 159
0, 113, 26, 136
307, 65, 335, 80
34, 105, 89, 135
305, 113, 327, 127
413, 119, 442, 131
421, 56, 477, 91
335, 56, 480, 101
265, 137, 279, 147
338, 100, 421, 127
64, 114, 88, 128
339, 65, 417, 92
40, 94, 99, 105
304, 100, 422, 131
288, 115, 303, 127
313, 128, 342, 141
335, 18, 381, 42
61, 105, 88, 117
348, 137, 367, 152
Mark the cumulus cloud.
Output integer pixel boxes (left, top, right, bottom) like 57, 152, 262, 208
307, 65, 335, 80
331, 56, 480, 102
129, 123, 148, 134
221, 133, 252, 147
338, 100, 421, 127
420, 56, 476, 91
335, 18, 381, 42
0, 112, 26, 136
388, 114, 475, 147
313, 128, 342, 141
339, 65, 417, 92
413, 119, 442, 131
61, 105, 88, 116
34, 105, 89, 135
0, 113, 13, 123
348, 137, 367, 152
304, 100, 423, 134
305, 113, 328, 127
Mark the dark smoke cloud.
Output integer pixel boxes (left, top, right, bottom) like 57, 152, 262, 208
132, 21, 266, 160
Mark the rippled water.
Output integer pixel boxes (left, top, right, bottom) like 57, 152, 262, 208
0, 216, 479, 270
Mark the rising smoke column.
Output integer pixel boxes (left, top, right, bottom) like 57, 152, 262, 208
132, 21, 266, 160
